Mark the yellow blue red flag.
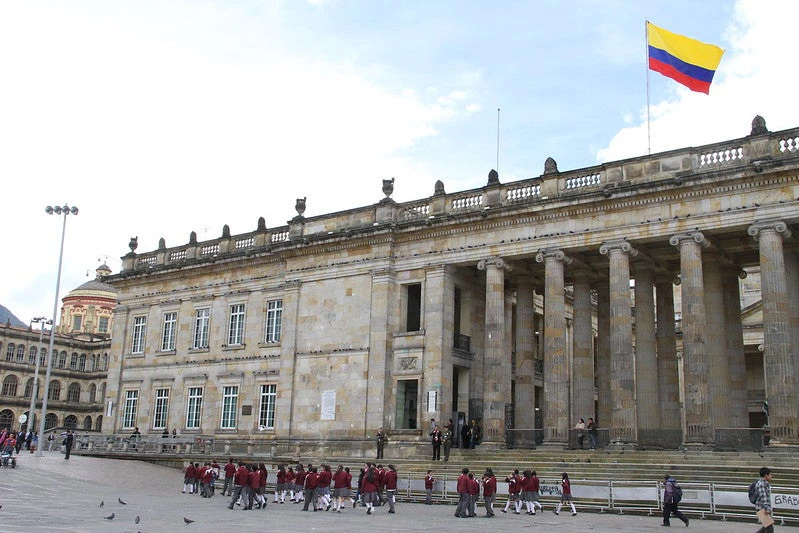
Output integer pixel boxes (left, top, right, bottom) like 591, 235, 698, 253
647, 22, 724, 94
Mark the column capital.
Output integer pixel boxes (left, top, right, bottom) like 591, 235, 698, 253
669, 231, 709, 249
748, 220, 791, 241
477, 257, 512, 272
534, 248, 572, 265
599, 239, 638, 257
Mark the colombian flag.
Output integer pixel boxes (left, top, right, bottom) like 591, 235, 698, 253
647, 22, 724, 94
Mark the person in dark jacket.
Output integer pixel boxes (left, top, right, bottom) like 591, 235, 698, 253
662, 475, 689, 527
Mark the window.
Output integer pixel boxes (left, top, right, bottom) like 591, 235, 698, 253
192, 309, 210, 349
91, 355, 98, 371
132, 316, 147, 354
221, 386, 238, 429
78, 354, 86, 371
258, 384, 277, 430
153, 388, 169, 429
39, 348, 46, 366
24, 378, 40, 398
48, 380, 61, 401
265, 299, 283, 343
28, 346, 37, 365
44, 413, 57, 431
405, 283, 422, 332
70, 353, 78, 370
161, 312, 177, 351
186, 387, 203, 429
103, 354, 109, 371
89, 384, 97, 403
98, 316, 109, 334
58, 351, 67, 369
227, 304, 246, 345
2, 375, 18, 396
123, 390, 138, 429
64, 415, 77, 429
16, 344, 25, 363
83, 416, 92, 430
95, 416, 103, 431
67, 383, 81, 402
0, 410, 13, 430
72, 315, 82, 331
4, 343, 13, 362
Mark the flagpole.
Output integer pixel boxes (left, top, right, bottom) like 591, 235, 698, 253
496, 108, 501, 173
645, 19, 651, 155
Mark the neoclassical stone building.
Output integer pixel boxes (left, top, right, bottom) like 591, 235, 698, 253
105, 116, 797, 451
0, 266, 115, 433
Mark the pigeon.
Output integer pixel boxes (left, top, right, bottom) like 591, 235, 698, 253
183, 517, 195, 524
118, 498, 127, 505
100, 501, 104, 508
135, 516, 141, 524
104, 513, 115, 520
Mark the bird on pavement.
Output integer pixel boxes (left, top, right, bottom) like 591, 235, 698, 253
104, 513, 115, 520
118, 498, 127, 505
183, 517, 195, 524
99, 501, 104, 508
135, 516, 141, 524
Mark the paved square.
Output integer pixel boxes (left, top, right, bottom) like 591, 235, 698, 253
0, 452, 788, 532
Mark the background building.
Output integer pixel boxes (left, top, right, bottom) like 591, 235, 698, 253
0, 266, 115, 434
104, 117, 791, 454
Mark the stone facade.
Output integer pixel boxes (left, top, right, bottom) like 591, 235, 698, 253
105, 116, 798, 451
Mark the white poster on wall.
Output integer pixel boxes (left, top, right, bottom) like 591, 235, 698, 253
427, 390, 438, 413
321, 390, 336, 420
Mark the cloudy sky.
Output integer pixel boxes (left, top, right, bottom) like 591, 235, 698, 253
2, 0, 797, 325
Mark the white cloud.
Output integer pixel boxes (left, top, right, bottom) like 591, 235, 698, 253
597, 0, 799, 162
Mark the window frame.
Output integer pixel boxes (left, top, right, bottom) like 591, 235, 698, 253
258, 383, 277, 430
185, 386, 203, 429
264, 299, 283, 343
131, 316, 147, 354
227, 303, 246, 346
122, 389, 138, 429
153, 388, 169, 430
220, 385, 238, 429
192, 308, 210, 350
161, 311, 177, 351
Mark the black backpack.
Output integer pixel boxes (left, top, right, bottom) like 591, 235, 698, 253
748, 480, 759, 505
673, 484, 683, 504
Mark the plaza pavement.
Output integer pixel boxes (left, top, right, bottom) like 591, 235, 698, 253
0, 451, 788, 532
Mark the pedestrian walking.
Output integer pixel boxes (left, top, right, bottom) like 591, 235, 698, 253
662, 474, 689, 527
554, 472, 577, 516
753, 467, 775, 533
482, 468, 497, 517
385, 464, 398, 513
454, 468, 471, 518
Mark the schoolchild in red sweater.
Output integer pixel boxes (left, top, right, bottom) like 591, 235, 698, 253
360, 463, 380, 515
183, 462, 197, 494
385, 465, 398, 514
468, 472, 480, 517
530, 470, 543, 513
227, 461, 250, 510
501, 469, 522, 514
332, 464, 351, 513
294, 464, 307, 504
454, 468, 471, 518
285, 466, 296, 502
424, 470, 435, 505
302, 466, 319, 511
482, 468, 497, 517
222, 458, 236, 496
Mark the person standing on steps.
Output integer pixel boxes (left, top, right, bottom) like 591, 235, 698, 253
375, 427, 386, 459
575, 418, 586, 449
442, 426, 453, 462
587, 417, 598, 450
431, 424, 442, 461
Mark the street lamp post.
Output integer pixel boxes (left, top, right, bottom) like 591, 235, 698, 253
26, 316, 52, 439
37, 204, 78, 457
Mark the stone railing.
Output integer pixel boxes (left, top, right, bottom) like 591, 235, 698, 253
120, 124, 799, 273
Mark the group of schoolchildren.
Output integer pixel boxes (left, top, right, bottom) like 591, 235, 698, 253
186, 459, 399, 515
451, 467, 576, 518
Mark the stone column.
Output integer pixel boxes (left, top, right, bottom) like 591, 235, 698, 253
572, 271, 594, 424
655, 277, 680, 430
748, 221, 798, 444
535, 249, 571, 446
722, 267, 748, 428
703, 252, 731, 426
423, 265, 453, 423
633, 264, 658, 436
599, 240, 638, 445
786, 251, 799, 408
669, 232, 712, 445
477, 257, 512, 445
594, 282, 611, 430
365, 269, 396, 435
276, 280, 301, 438
514, 278, 536, 431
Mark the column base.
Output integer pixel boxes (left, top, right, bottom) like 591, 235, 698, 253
605, 441, 639, 451
537, 441, 568, 450
679, 442, 716, 452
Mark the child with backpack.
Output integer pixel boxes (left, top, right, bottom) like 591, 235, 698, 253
662, 474, 689, 527
750, 467, 774, 532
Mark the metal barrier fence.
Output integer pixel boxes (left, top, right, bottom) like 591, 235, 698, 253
73, 434, 216, 455
394, 475, 799, 525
